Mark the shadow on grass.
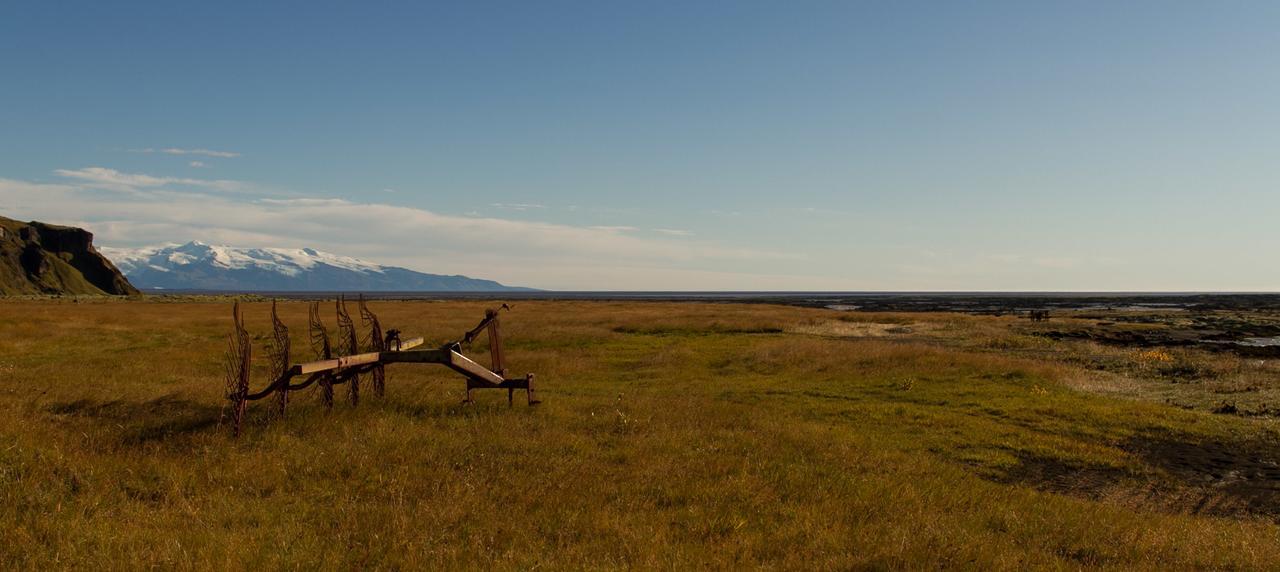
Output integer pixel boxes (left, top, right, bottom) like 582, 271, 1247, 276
382, 398, 527, 420
47, 394, 224, 444
982, 449, 1132, 500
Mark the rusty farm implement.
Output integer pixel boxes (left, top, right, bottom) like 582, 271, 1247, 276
222, 297, 538, 436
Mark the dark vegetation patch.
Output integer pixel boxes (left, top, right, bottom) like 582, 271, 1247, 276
1210, 401, 1280, 418
833, 314, 915, 325
1040, 328, 1280, 359
786, 293, 1280, 313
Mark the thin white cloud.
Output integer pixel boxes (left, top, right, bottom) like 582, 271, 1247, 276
248, 198, 761, 262
0, 178, 80, 196
985, 254, 1023, 264
131, 147, 241, 158
189, 161, 207, 168
53, 167, 245, 193
1031, 257, 1078, 269
588, 225, 638, 232
489, 202, 546, 211
789, 206, 846, 215
653, 228, 694, 237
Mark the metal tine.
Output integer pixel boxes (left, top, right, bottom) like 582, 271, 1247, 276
221, 301, 252, 437
267, 300, 291, 420
336, 296, 360, 406
309, 301, 335, 408
359, 295, 387, 397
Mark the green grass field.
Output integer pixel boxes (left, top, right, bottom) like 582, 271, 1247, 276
1, 299, 1277, 569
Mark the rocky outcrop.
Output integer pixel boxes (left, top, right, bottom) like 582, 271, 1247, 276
0, 216, 139, 296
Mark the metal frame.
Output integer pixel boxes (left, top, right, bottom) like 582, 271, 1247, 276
221, 297, 538, 436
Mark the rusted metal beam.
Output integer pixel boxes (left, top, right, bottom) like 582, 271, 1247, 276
464, 373, 539, 405
286, 337, 425, 375
461, 304, 509, 344
374, 345, 507, 385
291, 351, 382, 375
392, 337, 424, 351
465, 378, 530, 390
381, 348, 451, 364
488, 313, 505, 376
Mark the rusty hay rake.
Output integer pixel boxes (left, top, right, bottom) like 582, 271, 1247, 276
222, 297, 538, 436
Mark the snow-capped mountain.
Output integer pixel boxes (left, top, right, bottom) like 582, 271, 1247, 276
98, 241, 531, 292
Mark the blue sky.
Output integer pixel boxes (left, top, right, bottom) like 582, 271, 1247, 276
2, 1, 1278, 290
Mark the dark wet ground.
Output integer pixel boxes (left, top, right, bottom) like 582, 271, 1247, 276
988, 430, 1280, 521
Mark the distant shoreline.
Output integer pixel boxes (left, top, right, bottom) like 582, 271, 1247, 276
121, 290, 1280, 312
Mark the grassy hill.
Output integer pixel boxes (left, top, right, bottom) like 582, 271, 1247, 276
0, 216, 138, 296
0, 299, 1276, 568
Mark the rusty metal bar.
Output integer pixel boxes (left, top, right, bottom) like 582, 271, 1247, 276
288, 337, 424, 374
390, 337, 424, 351
488, 313, 506, 375
292, 351, 382, 375
461, 304, 509, 345
379, 347, 448, 365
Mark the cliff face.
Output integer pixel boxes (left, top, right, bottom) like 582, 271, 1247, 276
0, 216, 139, 296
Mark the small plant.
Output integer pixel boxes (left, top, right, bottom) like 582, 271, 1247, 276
613, 393, 632, 434
1136, 349, 1174, 364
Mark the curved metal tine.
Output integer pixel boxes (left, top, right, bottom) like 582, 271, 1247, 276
359, 295, 386, 397
309, 301, 335, 409
267, 300, 291, 420
222, 301, 252, 437
359, 295, 384, 351
336, 296, 360, 406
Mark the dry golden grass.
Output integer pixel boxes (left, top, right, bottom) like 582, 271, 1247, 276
0, 298, 1277, 569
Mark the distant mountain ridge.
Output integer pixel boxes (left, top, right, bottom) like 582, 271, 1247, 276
99, 242, 532, 292
0, 215, 139, 296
